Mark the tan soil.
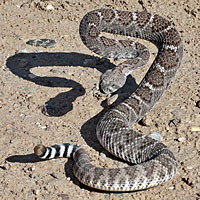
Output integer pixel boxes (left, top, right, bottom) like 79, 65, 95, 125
0, 0, 199, 200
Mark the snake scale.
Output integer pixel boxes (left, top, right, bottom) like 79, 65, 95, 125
34, 8, 183, 191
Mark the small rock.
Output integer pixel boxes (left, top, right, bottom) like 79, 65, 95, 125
196, 100, 200, 108
33, 189, 40, 195
50, 69, 63, 74
24, 86, 37, 94
120, 163, 129, 168
29, 174, 33, 178
191, 126, 200, 132
50, 172, 59, 179
139, 115, 151, 126
28, 73, 37, 79
0, 166, 7, 170
66, 177, 71, 181
168, 186, 175, 190
100, 152, 106, 158
169, 118, 181, 127
41, 103, 51, 116
114, 193, 123, 197
30, 166, 36, 171
40, 125, 47, 129
25, 94, 33, 101
149, 132, 163, 142
36, 122, 48, 130
46, 4, 54, 10
106, 94, 118, 106
177, 137, 186, 142
26, 39, 56, 48
9, 139, 13, 144
182, 177, 193, 187
19, 113, 25, 118
186, 166, 193, 170
1, 162, 11, 170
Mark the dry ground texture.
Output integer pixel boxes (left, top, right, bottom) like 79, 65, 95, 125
0, 0, 199, 200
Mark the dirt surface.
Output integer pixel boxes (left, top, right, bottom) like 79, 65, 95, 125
0, 0, 199, 200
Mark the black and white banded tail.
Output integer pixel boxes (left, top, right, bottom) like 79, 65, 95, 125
34, 143, 79, 159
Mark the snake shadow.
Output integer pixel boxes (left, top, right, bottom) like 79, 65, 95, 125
6, 52, 111, 117
6, 51, 139, 192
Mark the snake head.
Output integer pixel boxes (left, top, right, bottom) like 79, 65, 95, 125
99, 69, 127, 94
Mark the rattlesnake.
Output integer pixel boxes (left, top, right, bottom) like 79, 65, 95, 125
34, 8, 183, 191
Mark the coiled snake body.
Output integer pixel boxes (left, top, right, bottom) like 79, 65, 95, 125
34, 9, 183, 191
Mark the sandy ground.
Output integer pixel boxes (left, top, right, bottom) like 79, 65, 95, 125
0, 0, 199, 200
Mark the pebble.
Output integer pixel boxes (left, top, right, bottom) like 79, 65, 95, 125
177, 137, 186, 142
0, 166, 7, 170
46, 4, 54, 10
26, 39, 56, 48
120, 163, 129, 168
182, 177, 193, 187
196, 100, 200, 108
149, 132, 163, 142
186, 166, 193, 170
40, 125, 47, 129
191, 126, 200, 132
33, 189, 40, 195
19, 113, 25, 118
50, 69, 64, 74
168, 186, 175, 190
9, 139, 13, 144
140, 115, 151, 126
169, 118, 181, 127
100, 152, 106, 158
36, 122, 48, 130
28, 73, 37, 79
29, 166, 36, 171
113, 193, 123, 197
106, 94, 118, 106
46, 177, 65, 184
24, 86, 37, 94
41, 103, 50, 116
66, 177, 71, 181
50, 172, 59, 179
